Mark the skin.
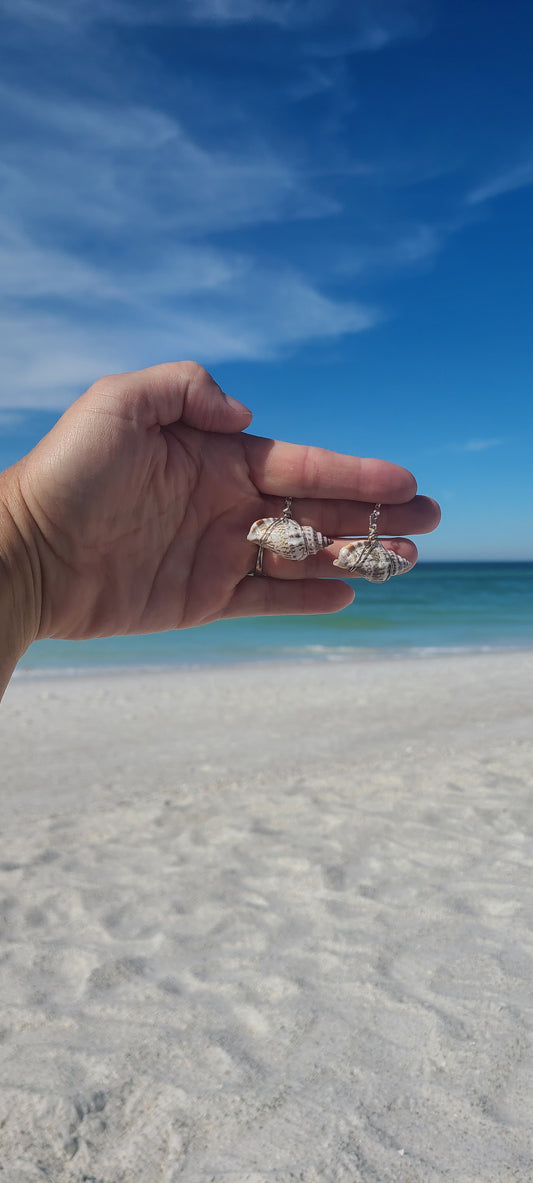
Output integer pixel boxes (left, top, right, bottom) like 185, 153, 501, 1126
0, 361, 441, 698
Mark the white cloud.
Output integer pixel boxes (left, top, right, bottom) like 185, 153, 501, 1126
466, 158, 533, 206
1, 0, 316, 26
0, 219, 120, 300
0, 84, 339, 238
460, 438, 505, 452
180, 0, 322, 25
0, 410, 27, 429
0, 2, 434, 411
425, 437, 508, 459
0, 51, 384, 413
306, 16, 425, 56
334, 224, 442, 277
182, 0, 429, 50
388, 225, 441, 265
0, 268, 379, 408
2, 0, 427, 44
1, 0, 74, 23
287, 61, 342, 101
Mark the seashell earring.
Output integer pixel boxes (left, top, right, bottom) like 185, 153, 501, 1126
248, 497, 332, 576
333, 504, 412, 583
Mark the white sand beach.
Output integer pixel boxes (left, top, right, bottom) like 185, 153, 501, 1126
1, 651, 533, 1182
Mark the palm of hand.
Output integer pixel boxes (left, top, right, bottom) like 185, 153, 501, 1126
22, 412, 261, 640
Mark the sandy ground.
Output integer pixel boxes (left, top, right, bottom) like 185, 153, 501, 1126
1, 651, 533, 1182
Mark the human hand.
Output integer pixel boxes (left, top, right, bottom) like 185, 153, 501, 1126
0, 361, 440, 655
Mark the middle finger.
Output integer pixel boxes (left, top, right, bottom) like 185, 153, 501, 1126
259, 537, 418, 580
254, 494, 440, 538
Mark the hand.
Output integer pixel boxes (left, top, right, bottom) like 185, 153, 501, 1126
1, 361, 440, 648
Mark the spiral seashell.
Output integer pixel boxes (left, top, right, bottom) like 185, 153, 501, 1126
247, 517, 332, 561
333, 538, 412, 582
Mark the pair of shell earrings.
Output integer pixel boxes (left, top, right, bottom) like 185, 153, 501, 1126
247, 498, 411, 581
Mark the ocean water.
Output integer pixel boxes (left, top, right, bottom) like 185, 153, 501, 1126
16, 562, 533, 675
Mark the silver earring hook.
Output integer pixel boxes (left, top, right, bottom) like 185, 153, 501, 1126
368, 503, 381, 540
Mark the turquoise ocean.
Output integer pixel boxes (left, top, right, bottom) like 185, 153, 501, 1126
16, 562, 533, 675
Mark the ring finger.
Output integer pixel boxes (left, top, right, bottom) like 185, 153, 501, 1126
256, 537, 418, 580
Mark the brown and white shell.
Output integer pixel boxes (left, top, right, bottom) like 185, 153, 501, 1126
333, 538, 411, 582
247, 517, 332, 561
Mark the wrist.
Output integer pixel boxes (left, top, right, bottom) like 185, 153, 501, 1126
0, 464, 42, 697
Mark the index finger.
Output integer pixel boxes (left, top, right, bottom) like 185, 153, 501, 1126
243, 435, 417, 504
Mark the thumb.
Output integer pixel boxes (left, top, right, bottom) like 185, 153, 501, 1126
182, 362, 253, 433
133, 360, 253, 433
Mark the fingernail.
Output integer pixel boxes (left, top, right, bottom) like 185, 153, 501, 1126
224, 392, 252, 416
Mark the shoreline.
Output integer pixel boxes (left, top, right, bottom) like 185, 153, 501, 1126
12, 637, 533, 681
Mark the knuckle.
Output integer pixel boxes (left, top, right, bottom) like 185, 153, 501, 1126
82, 373, 128, 410
86, 372, 120, 395
301, 445, 322, 494
178, 360, 213, 387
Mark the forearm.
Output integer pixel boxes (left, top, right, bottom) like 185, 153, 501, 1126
0, 466, 41, 700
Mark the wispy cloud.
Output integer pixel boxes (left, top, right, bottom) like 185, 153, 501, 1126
305, 8, 428, 56
186, 0, 431, 55
460, 437, 508, 449
426, 437, 508, 459
0, 272, 379, 408
180, 0, 323, 26
458, 438, 506, 452
0, 65, 382, 408
0, 76, 379, 404
466, 157, 533, 206
334, 223, 442, 278
0, 410, 27, 430
0, 0, 439, 410
1, 83, 341, 235
2, 0, 428, 40
0, 244, 379, 408
185, 0, 429, 47
2, 0, 304, 26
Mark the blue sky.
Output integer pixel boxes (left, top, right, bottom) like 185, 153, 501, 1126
1, 0, 532, 559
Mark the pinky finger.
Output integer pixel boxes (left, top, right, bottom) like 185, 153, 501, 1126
223, 577, 356, 620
